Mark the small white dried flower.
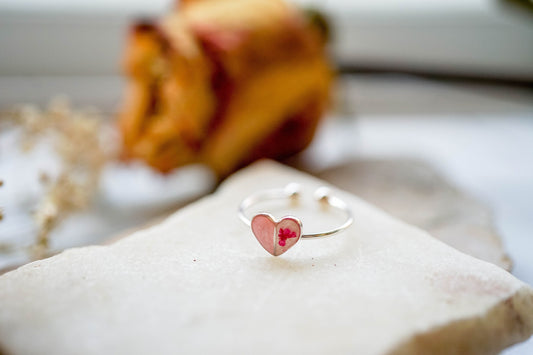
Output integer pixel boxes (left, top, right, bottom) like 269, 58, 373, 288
2, 98, 109, 260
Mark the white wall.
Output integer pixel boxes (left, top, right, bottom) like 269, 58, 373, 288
0, 0, 532, 78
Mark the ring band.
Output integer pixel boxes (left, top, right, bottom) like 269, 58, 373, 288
238, 184, 353, 256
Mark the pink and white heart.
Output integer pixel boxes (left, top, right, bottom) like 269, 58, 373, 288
251, 213, 302, 256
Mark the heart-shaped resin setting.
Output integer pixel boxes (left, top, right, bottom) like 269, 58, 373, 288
251, 213, 302, 256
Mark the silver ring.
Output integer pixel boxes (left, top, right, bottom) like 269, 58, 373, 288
239, 183, 353, 256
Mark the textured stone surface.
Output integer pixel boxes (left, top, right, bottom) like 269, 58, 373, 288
316, 159, 512, 270
0, 160, 531, 355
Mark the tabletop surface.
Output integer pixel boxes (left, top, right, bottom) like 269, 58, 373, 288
1, 73, 532, 353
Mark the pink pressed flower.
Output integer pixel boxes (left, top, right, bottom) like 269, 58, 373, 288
278, 228, 297, 246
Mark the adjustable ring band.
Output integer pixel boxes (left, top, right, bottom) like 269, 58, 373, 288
238, 183, 353, 256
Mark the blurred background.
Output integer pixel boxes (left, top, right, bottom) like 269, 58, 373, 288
1, 0, 532, 80
0, 0, 532, 352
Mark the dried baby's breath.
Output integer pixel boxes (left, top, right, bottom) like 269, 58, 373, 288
2, 98, 109, 259
0, 180, 3, 222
